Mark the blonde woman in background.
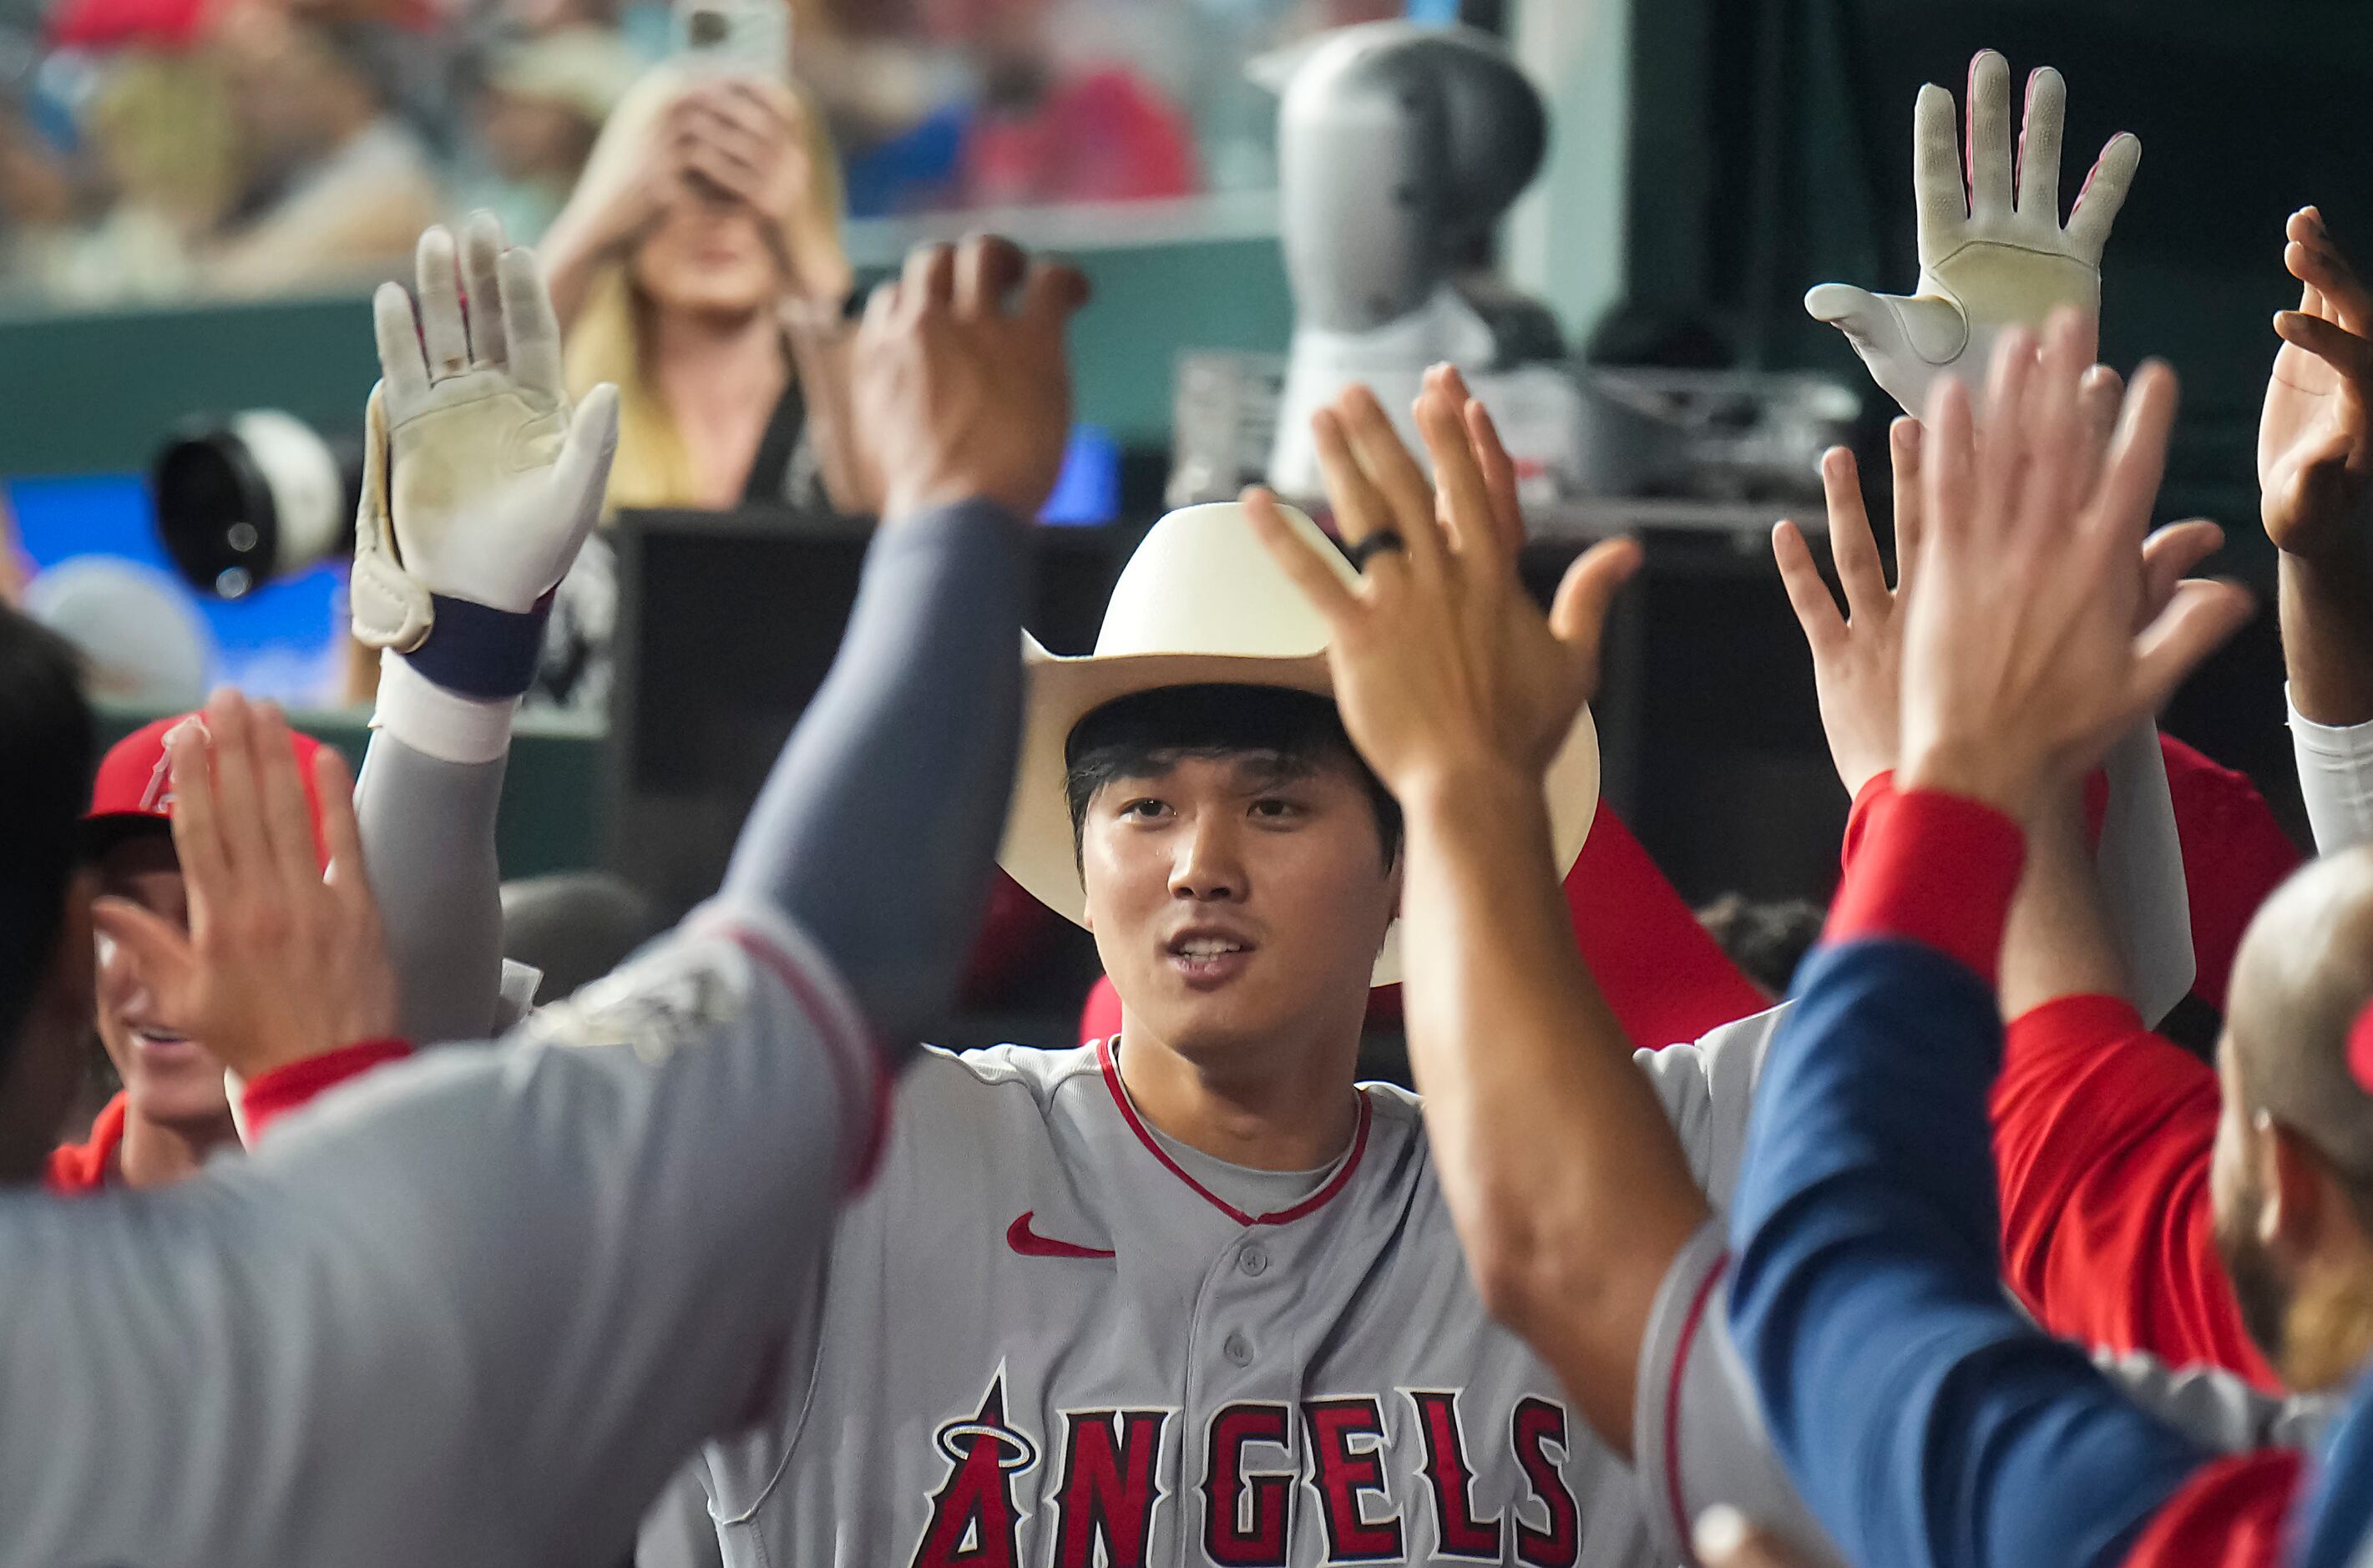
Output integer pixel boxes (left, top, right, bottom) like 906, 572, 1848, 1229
526, 58, 867, 711
541, 63, 863, 513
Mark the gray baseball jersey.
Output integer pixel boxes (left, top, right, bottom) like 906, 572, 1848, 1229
677, 1004, 2325, 1568
0, 900, 873, 1568
696, 1034, 1656, 1567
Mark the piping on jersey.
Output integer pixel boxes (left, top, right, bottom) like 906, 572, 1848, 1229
1665, 1251, 1731, 1552
1093, 1035, 1374, 1227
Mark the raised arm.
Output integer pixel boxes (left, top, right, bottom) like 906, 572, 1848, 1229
350, 215, 614, 1044
2260, 209, 2373, 850
1247, 367, 1702, 1452
1727, 313, 2257, 1568
1, 235, 1086, 1568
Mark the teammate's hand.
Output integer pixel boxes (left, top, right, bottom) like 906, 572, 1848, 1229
852, 235, 1090, 524
1694, 1508, 1824, 1568
89, 691, 397, 1084
1248, 366, 1642, 798
1806, 51, 2139, 417
1895, 310, 2252, 818
352, 215, 620, 666
2259, 206, 2373, 564
1773, 422, 1922, 798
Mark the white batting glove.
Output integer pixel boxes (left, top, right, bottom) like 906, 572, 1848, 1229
352, 214, 619, 761
1804, 50, 2141, 416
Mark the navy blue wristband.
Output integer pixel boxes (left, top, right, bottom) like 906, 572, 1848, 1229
403, 593, 553, 701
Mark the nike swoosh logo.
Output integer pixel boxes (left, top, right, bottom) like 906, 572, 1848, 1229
1008, 1211, 1116, 1260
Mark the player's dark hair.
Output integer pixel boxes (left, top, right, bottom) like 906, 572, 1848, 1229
1063, 685, 1401, 870
0, 606, 94, 1073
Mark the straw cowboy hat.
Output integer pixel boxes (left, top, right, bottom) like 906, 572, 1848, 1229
997, 499, 1598, 985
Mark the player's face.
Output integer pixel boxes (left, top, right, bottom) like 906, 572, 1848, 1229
93, 835, 232, 1132
1079, 750, 1398, 1066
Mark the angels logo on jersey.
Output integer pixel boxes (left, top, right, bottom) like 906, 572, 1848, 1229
908, 1373, 1580, 1567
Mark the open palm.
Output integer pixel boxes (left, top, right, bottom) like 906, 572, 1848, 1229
2259, 207, 2373, 563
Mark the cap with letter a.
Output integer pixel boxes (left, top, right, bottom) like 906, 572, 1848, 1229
82, 711, 331, 864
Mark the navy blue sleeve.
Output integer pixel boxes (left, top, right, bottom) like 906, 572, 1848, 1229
721, 499, 1024, 1050
1725, 935, 2211, 1568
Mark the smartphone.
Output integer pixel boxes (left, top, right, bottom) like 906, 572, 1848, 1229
672, 0, 792, 83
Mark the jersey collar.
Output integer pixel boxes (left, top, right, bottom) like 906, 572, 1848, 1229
1094, 1034, 1372, 1228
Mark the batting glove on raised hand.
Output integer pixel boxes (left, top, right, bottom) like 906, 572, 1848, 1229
1805, 50, 2140, 416
352, 214, 618, 756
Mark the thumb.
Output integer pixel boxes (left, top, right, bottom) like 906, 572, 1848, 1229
1547, 536, 1644, 664
1804, 282, 1912, 362
2138, 519, 2225, 623
89, 897, 200, 1025
2131, 578, 2256, 718
546, 382, 620, 573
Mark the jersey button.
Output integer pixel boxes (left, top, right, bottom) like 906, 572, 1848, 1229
1238, 1244, 1269, 1277
1223, 1331, 1253, 1366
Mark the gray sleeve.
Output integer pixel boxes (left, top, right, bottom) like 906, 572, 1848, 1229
2095, 721, 2197, 1027
352, 731, 507, 1045
1630, 1220, 1848, 1568
1636, 1004, 1789, 1211
722, 500, 1024, 1049
0, 906, 874, 1568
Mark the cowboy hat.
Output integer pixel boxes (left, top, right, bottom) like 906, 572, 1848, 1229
997, 499, 1598, 985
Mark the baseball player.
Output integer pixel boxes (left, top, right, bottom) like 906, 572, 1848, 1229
47, 215, 607, 1194
1722, 316, 2341, 1568
0, 226, 1086, 1566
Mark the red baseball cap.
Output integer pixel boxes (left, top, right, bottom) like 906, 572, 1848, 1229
83, 712, 331, 867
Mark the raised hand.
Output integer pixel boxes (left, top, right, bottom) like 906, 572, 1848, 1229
1777, 374, 2202, 799
2259, 206, 2372, 563
1773, 422, 1923, 798
1246, 366, 1641, 797
89, 691, 396, 1084
853, 235, 1090, 524
352, 215, 620, 675
1895, 311, 2252, 817
1806, 51, 2140, 417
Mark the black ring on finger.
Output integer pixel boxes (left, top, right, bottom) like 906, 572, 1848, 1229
1344, 529, 1407, 571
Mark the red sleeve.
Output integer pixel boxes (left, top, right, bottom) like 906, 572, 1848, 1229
1992, 994, 2282, 1390
1561, 807, 1771, 1046
2159, 736, 2305, 1015
241, 1040, 414, 1143
1825, 787, 2026, 982
2118, 1449, 2301, 1568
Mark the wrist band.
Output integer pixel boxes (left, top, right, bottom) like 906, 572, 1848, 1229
373, 650, 519, 766
402, 592, 554, 701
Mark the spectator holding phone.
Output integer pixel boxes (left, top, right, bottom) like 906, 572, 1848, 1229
540, 63, 863, 515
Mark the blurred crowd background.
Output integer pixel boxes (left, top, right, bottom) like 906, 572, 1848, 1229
0, 0, 1408, 305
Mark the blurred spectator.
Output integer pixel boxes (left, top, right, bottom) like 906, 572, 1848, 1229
951, 0, 1197, 207
458, 27, 638, 240
203, 8, 441, 294
544, 67, 854, 510
533, 66, 858, 711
